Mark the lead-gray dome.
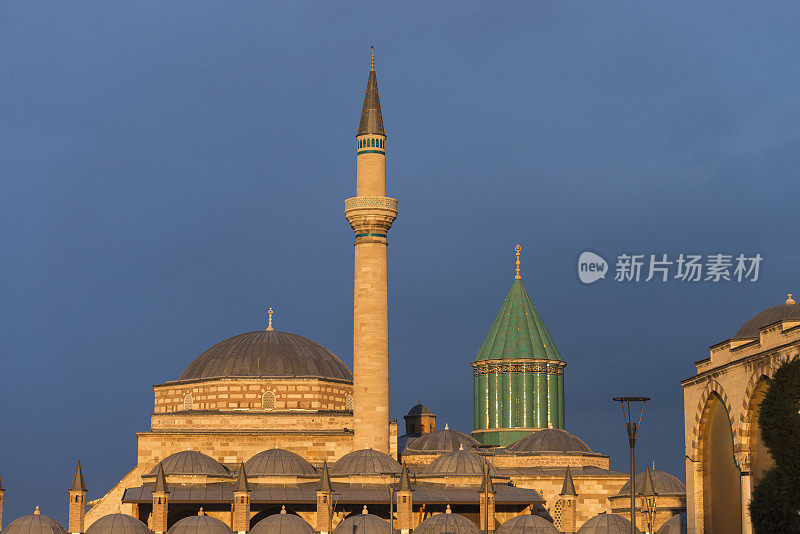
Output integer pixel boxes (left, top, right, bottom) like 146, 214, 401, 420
179, 331, 352, 382
333, 514, 390, 534
496, 514, 560, 534
407, 403, 432, 416
577, 514, 640, 534
331, 449, 401, 475
414, 512, 479, 534
615, 470, 686, 496
506, 429, 593, 454
423, 450, 499, 477
4, 512, 67, 534
167, 515, 232, 534
735, 302, 800, 339
250, 514, 316, 534
657, 514, 687, 534
86, 515, 150, 534
245, 449, 317, 477
149, 451, 230, 477
405, 428, 480, 453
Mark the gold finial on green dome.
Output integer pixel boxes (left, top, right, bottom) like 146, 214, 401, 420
515, 244, 522, 280
787, 294, 795, 305
371, 46, 374, 71
266, 307, 274, 331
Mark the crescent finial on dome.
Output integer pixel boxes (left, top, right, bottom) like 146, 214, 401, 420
266, 307, 274, 331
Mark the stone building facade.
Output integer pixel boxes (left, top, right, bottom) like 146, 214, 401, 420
682, 295, 800, 534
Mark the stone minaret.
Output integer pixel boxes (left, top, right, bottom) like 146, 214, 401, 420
0, 473, 5, 532
395, 464, 413, 534
345, 49, 397, 453
232, 463, 250, 534
316, 461, 334, 534
68, 462, 87, 534
559, 466, 577, 534
151, 464, 169, 534
479, 463, 496, 532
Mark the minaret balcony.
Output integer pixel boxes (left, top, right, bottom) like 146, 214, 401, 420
344, 196, 397, 239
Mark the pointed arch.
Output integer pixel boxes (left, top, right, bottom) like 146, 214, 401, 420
690, 379, 735, 459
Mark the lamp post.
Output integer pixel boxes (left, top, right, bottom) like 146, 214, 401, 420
613, 396, 649, 534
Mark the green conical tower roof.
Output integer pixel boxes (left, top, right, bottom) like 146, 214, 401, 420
474, 277, 561, 362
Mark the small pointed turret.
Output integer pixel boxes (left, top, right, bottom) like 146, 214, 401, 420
357, 48, 385, 137
560, 466, 577, 496
70, 462, 87, 492
234, 463, 250, 493
319, 460, 333, 493
398, 463, 413, 492
481, 462, 495, 494
154, 463, 169, 493
642, 465, 656, 496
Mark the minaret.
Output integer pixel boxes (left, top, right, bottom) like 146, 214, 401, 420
151, 463, 169, 534
559, 466, 578, 534
232, 463, 250, 534
316, 461, 334, 534
345, 48, 397, 453
396, 463, 413, 534
68, 461, 87, 534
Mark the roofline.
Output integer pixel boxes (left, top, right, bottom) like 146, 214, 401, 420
681, 337, 800, 386
155, 375, 353, 388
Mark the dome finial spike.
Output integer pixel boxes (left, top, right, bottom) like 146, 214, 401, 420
515, 244, 522, 280
787, 293, 795, 305
445, 504, 452, 514
280, 505, 286, 514
266, 307, 274, 331
362, 505, 368, 515
34, 506, 40, 515
370, 46, 375, 71
198, 507, 204, 516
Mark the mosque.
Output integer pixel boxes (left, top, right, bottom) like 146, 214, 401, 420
7, 53, 794, 534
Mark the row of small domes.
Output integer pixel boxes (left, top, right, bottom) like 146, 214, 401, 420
404, 427, 594, 454
3, 509, 687, 534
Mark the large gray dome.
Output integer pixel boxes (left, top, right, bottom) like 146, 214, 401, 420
333, 514, 390, 534
166, 515, 232, 534
179, 331, 352, 382
245, 449, 317, 477
506, 429, 593, 454
86, 515, 150, 534
405, 429, 479, 453
414, 512, 479, 534
615, 470, 686, 496
4, 512, 67, 534
496, 514, 559, 534
735, 301, 800, 339
149, 451, 230, 477
423, 450, 499, 477
577, 514, 640, 534
331, 449, 401, 476
656, 514, 687, 534
250, 514, 316, 534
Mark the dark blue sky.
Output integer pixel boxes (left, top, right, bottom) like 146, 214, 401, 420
2, 1, 799, 524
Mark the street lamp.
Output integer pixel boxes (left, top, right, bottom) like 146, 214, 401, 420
613, 396, 649, 534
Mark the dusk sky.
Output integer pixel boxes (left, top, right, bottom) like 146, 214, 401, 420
2, 2, 799, 524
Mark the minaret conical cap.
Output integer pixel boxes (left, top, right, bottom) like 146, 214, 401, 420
234, 462, 250, 493
153, 463, 169, 493
318, 460, 333, 493
560, 466, 577, 496
398, 463, 413, 492
70, 461, 87, 492
357, 51, 385, 137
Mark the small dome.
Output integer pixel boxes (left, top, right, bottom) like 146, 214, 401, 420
497, 514, 560, 534
333, 514, 390, 534
423, 450, 499, 477
250, 514, 316, 534
657, 514, 687, 534
149, 451, 230, 477
245, 449, 317, 476
735, 301, 800, 338
331, 449, 401, 476
86, 515, 150, 534
406, 403, 433, 416
506, 429, 592, 454
4, 512, 67, 534
179, 331, 352, 382
414, 512, 479, 534
167, 515, 232, 534
405, 428, 480, 453
577, 514, 640, 534
615, 470, 686, 496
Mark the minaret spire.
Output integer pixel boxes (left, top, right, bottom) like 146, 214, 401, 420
515, 244, 522, 280
371, 46, 375, 71
357, 49, 385, 138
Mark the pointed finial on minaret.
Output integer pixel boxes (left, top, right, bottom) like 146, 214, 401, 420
787, 294, 795, 305
34, 506, 40, 515
266, 307, 274, 331
515, 244, 522, 280
371, 46, 375, 71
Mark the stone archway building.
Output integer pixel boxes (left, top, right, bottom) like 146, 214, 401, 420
682, 295, 800, 534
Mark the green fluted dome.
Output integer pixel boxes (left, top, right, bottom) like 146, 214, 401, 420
474, 279, 561, 362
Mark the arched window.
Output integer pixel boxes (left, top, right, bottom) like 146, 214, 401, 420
262, 391, 276, 410
183, 393, 193, 411
345, 394, 354, 411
